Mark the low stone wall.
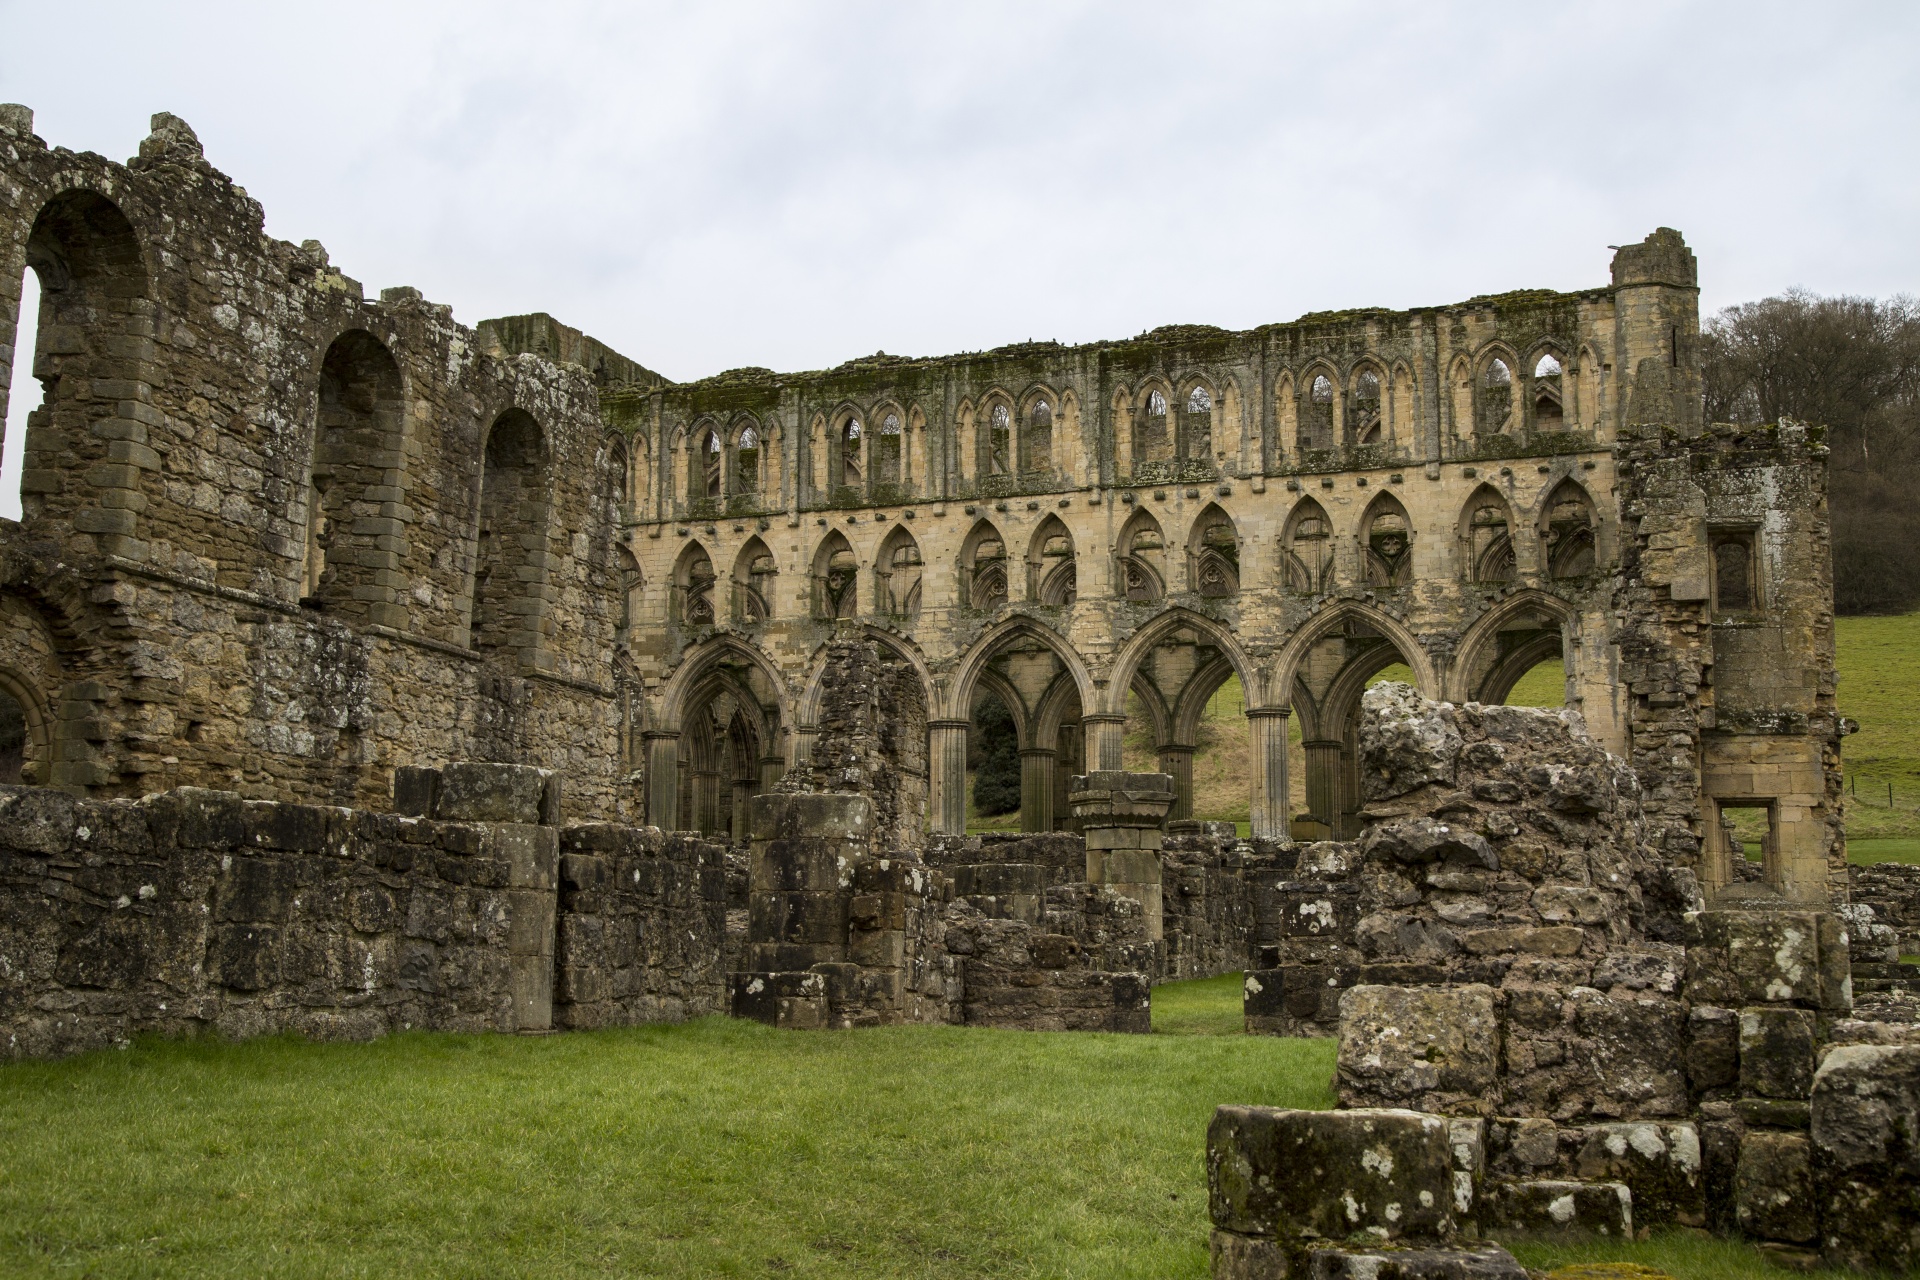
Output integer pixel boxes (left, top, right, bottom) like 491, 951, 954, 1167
553, 824, 728, 1030
1849, 860, 1920, 955
947, 883, 1157, 1033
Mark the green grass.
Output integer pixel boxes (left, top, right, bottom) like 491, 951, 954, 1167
1151, 971, 1250, 1036
0, 1015, 1336, 1280
1847, 837, 1920, 865
1839, 611, 1920, 839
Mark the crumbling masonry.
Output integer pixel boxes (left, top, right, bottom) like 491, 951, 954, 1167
0, 106, 1908, 1273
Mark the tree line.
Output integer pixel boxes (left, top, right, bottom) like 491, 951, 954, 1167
1702, 290, 1920, 615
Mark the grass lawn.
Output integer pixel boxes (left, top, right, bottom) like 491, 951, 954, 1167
0, 975, 1879, 1279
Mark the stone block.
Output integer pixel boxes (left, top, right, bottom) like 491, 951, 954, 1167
1208, 1105, 1458, 1243
1487, 1180, 1632, 1238
1738, 1007, 1818, 1099
748, 890, 848, 946
1811, 1043, 1920, 1272
1337, 985, 1500, 1110
1301, 1243, 1527, 1279
1569, 1122, 1705, 1227
436, 762, 555, 824
952, 863, 1047, 897
750, 792, 870, 844
750, 837, 852, 893
1461, 926, 1584, 957
489, 824, 558, 890
1208, 1229, 1287, 1279
1734, 1130, 1815, 1244
729, 970, 829, 1026
1363, 819, 1497, 869
1683, 1005, 1739, 1090
1092, 847, 1162, 885
1683, 910, 1849, 1011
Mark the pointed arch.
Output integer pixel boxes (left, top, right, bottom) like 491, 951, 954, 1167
1300, 363, 1338, 452
810, 529, 859, 619
1186, 502, 1240, 598
731, 415, 762, 497
945, 615, 1096, 721
1575, 344, 1605, 432
1539, 477, 1598, 578
1115, 506, 1166, 603
1281, 496, 1335, 594
671, 539, 718, 627
871, 402, 905, 490
1103, 605, 1263, 717
1459, 484, 1515, 584
906, 404, 928, 496
658, 632, 788, 768
1177, 376, 1215, 465
1270, 599, 1442, 715
1527, 345, 1567, 433
1057, 389, 1084, 487
798, 625, 936, 729
876, 523, 924, 620
1273, 371, 1298, 465
980, 389, 1014, 478
689, 418, 724, 502
730, 535, 778, 624
1027, 513, 1077, 605
1111, 386, 1135, 479
1021, 384, 1057, 474
954, 398, 977, 488
614, 544, 643, 649
1388, 361, 1416, 446
1476, 344, 1519, 436
1446, 589, 1578, 705
602, 432, 631, 532
1359, 491, 1414, 588
829, 404, 865, 494
961, 518, 1009, 611
1133, 377, 1173, 473
1448, 354, 1473, 439
808, 412, 829, 501
1349, 360, 1386, 446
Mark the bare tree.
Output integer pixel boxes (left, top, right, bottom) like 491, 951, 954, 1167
1702, 291, 1920, 614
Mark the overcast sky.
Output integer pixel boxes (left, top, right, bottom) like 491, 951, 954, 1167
3, 1, 1917, 383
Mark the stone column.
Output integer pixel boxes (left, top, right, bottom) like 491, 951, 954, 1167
929, 719, 970, 835
1157, 744, 1195, 820
1070, 770, 1175, 941
643, 730, 681, 831
1020, 747, 1056, 832
730, 791, 872, 1029
731, 777, 754, 842
1302, 738, 1342, 833
790, 722, 817, 772
757, 752, 786, 797
1247, 707, 1291, 840
691, 769, 722, 834
1082, 713, 1128, 772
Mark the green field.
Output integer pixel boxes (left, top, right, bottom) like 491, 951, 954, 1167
0, 978, 1866, 1279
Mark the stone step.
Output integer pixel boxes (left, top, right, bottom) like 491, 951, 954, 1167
1851, 961, 1920, 980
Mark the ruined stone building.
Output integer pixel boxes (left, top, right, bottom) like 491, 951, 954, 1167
0, 108, 1842, 908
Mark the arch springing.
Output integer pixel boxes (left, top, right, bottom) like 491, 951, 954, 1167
1532, 352, 1565, 430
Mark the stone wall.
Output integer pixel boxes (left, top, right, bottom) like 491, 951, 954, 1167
0, 764, 726, 1060
1848, 860, 1920, 955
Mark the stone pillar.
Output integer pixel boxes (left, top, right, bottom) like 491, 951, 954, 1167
790, 723, 817, 772
1247, 708, 1291, 841
643, 730, 681, 831
757, 750, 785, 797
1070, 770, 1175, 941
929, 719, 970, 835
691, 769, 722, 834
730, 790, 872, 1029
731, 777, 754, 842
1157, 744, 1195, 820
1020, 747, 1056, 832
1303, 739, 1342, 831
1082, 713, 1128, 772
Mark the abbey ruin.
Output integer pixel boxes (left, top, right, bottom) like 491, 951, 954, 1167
3, 108, 1914, 1274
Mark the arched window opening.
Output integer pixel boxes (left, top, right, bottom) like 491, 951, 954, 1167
0, 684, 30, 785
874, 412, 902, 486
1305, 374, 1335, 450
1181, 386, 1214, 464
1363, 500, 1413, 588
1118, 514, 1166, 603
968, 527, 1009, 611
3, 266, 43, 520
838, 418, 863, 489
306, 331, 405, 617
1028, 516, 1076, 606
1479, 358, 1513, 435
812, 533, 858, 619
1282, 499, 1333, 594
1024, 398, 1053, 472
1353, 370, 1383, 445
700, 429, 723, 499
731, 537, 777, 623
1532, 353, 1565, 430
1714, 534, 1756, 613
1464, 490, 1514, 584
988, 403, 1012, 476
470, 410, 551, 656
676, 545, 717, 627
1137, 389, 1172, 467
877, 527, 923, 619
1542, 481, 1597, 578
615, 546, 643, 649
1191, 507, 1239, 598
735, 426, 760, 495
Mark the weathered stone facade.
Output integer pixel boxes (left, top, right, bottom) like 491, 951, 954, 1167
0, 107, 1843, 912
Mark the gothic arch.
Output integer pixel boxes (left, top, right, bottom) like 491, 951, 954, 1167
658, 632, 789, 731
1177, 376, 1216, 465
1186, 502, 1240, 598
1116, 506, 1166, 603
1474, 342, 1521, 436
945, 616, 1096, 722
1020, 384, 1059, 474
1348, 360, 1387, 446
876, 523, 924, 620
810, 529, 859, 619
1270, 600, 1440, 712
1103, 605, 1263, 717
1281, 496, 1335, 594
469, 408, 552, 661
305, 329, 408, 620
1132, 377, 1174, 471
797, 626, 935, 728
961, 518, 1010, 611
1298, 361, 1339, 452
1027, 513, 1077, 605
671, 539, 719, 627
1447, 589, 1578, 705
1538, 477, 1599, 578
1458, 483, 1516, 584
1359, 491, 1414, 588
731, 535, 778, 624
